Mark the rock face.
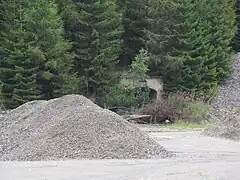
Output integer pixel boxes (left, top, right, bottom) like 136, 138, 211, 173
211, 53, 240, 109
0, 94, 173, 161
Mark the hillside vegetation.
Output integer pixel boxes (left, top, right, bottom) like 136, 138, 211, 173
0, 0, 238, 110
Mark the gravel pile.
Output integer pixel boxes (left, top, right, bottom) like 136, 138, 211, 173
204, 53, 240, 140
203, 108, 240, 141
211, 53, 240, 109
0, 94, 173, 161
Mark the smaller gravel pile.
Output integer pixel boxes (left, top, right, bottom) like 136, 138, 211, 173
203, 108, 240, 141
0, 94, 172, 161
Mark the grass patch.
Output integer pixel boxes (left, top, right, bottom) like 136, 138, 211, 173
166, 120, 210, 129
144, 120, 212, 133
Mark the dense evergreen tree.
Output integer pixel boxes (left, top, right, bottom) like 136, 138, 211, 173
24, 0, 76, 100
57, 0, 123, 96
121, 0, 149, 65
0, 1, 40, 108
146, 0, 236, 95
0, 0, 75, 108
0, 0, 237, 108
234, 0, 240, 52
116, 0, 125, 11
209, 0, 236, 81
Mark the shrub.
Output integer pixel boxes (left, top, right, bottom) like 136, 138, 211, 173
103, 84, 150, 108
102, 49, 151, 108
185, 101, 210, 123
138, 92, 210, 123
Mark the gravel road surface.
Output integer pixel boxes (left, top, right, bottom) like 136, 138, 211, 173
1, 131, 240, 180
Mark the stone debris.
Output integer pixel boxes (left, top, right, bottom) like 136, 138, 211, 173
203, 108, 240, 141
0, 94, 173, 161
211, 53, 240, 110
205, 53, 240, 141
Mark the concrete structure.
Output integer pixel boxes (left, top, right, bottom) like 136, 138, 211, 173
120, 77, 163, 101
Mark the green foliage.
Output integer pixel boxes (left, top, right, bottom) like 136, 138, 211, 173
104, 84, 150, 108
116, 0, 125, 11
139, 92, 210, 123
0, 1, 40, 108
127, 49, 150, 87
0, 85, 3, 106
24, 0, 76, 100
0, 0, 237, 110
146, 0, 236, 95
103, 49, 151, 108
0, 0, 76, 108
207, 0, 236, 81
58, 0, 123, 97
121, 0, 149, 65
164, 120, 209, 130
233, 0, 240, 52
185, 101, 210, 123
128, 49, 150, 81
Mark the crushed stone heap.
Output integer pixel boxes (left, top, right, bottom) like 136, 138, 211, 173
211, 53, 240, 110
205, 53, 240, 141
0, 94, 173, 161
203, 108, 240, 141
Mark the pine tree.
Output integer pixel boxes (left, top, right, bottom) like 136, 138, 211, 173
116, 0, 125, 11
146, 0, 236, 95
121, 0, 149, 65
58, 0, 123, 97
208, 0, 236, 81
233, 0, 240, 52
0, 0, 75, 108
24, 0, 76, 100
0, 1, 40, 108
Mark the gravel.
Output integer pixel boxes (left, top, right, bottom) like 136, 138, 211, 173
211, 53, 240, 109
0, 94, 173, 161
204, 53, 240, 140
203, 108, 240, 141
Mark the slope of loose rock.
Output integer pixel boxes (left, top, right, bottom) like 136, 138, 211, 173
0, 94, 173, 161
211, 53, 240, 109
205, 53, 240, 141
203, 109, 240, 141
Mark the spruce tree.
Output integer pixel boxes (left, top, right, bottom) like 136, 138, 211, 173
0, 0, 75, 108
24, 0, 76, 100
146, 0, 236, 95
58, 0, 123, 97
0, 1, 40, 108
121, 0, 149, 65
207, 0, 236, 81
233, 0, 240, 52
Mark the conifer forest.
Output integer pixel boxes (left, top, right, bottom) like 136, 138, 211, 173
0, 0, 239, 109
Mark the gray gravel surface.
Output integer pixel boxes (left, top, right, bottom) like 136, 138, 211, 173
205, 53, 240, 141
1, 131, 240, 180
203, 108, 240, 141
211, 53, 240, 109
0, 94, 172, 161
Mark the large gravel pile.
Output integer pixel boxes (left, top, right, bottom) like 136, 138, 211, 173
211, 53, 240, 109
0, 94, 172, 161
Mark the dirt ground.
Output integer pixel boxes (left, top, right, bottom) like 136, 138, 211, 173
1, 130, 240, 180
